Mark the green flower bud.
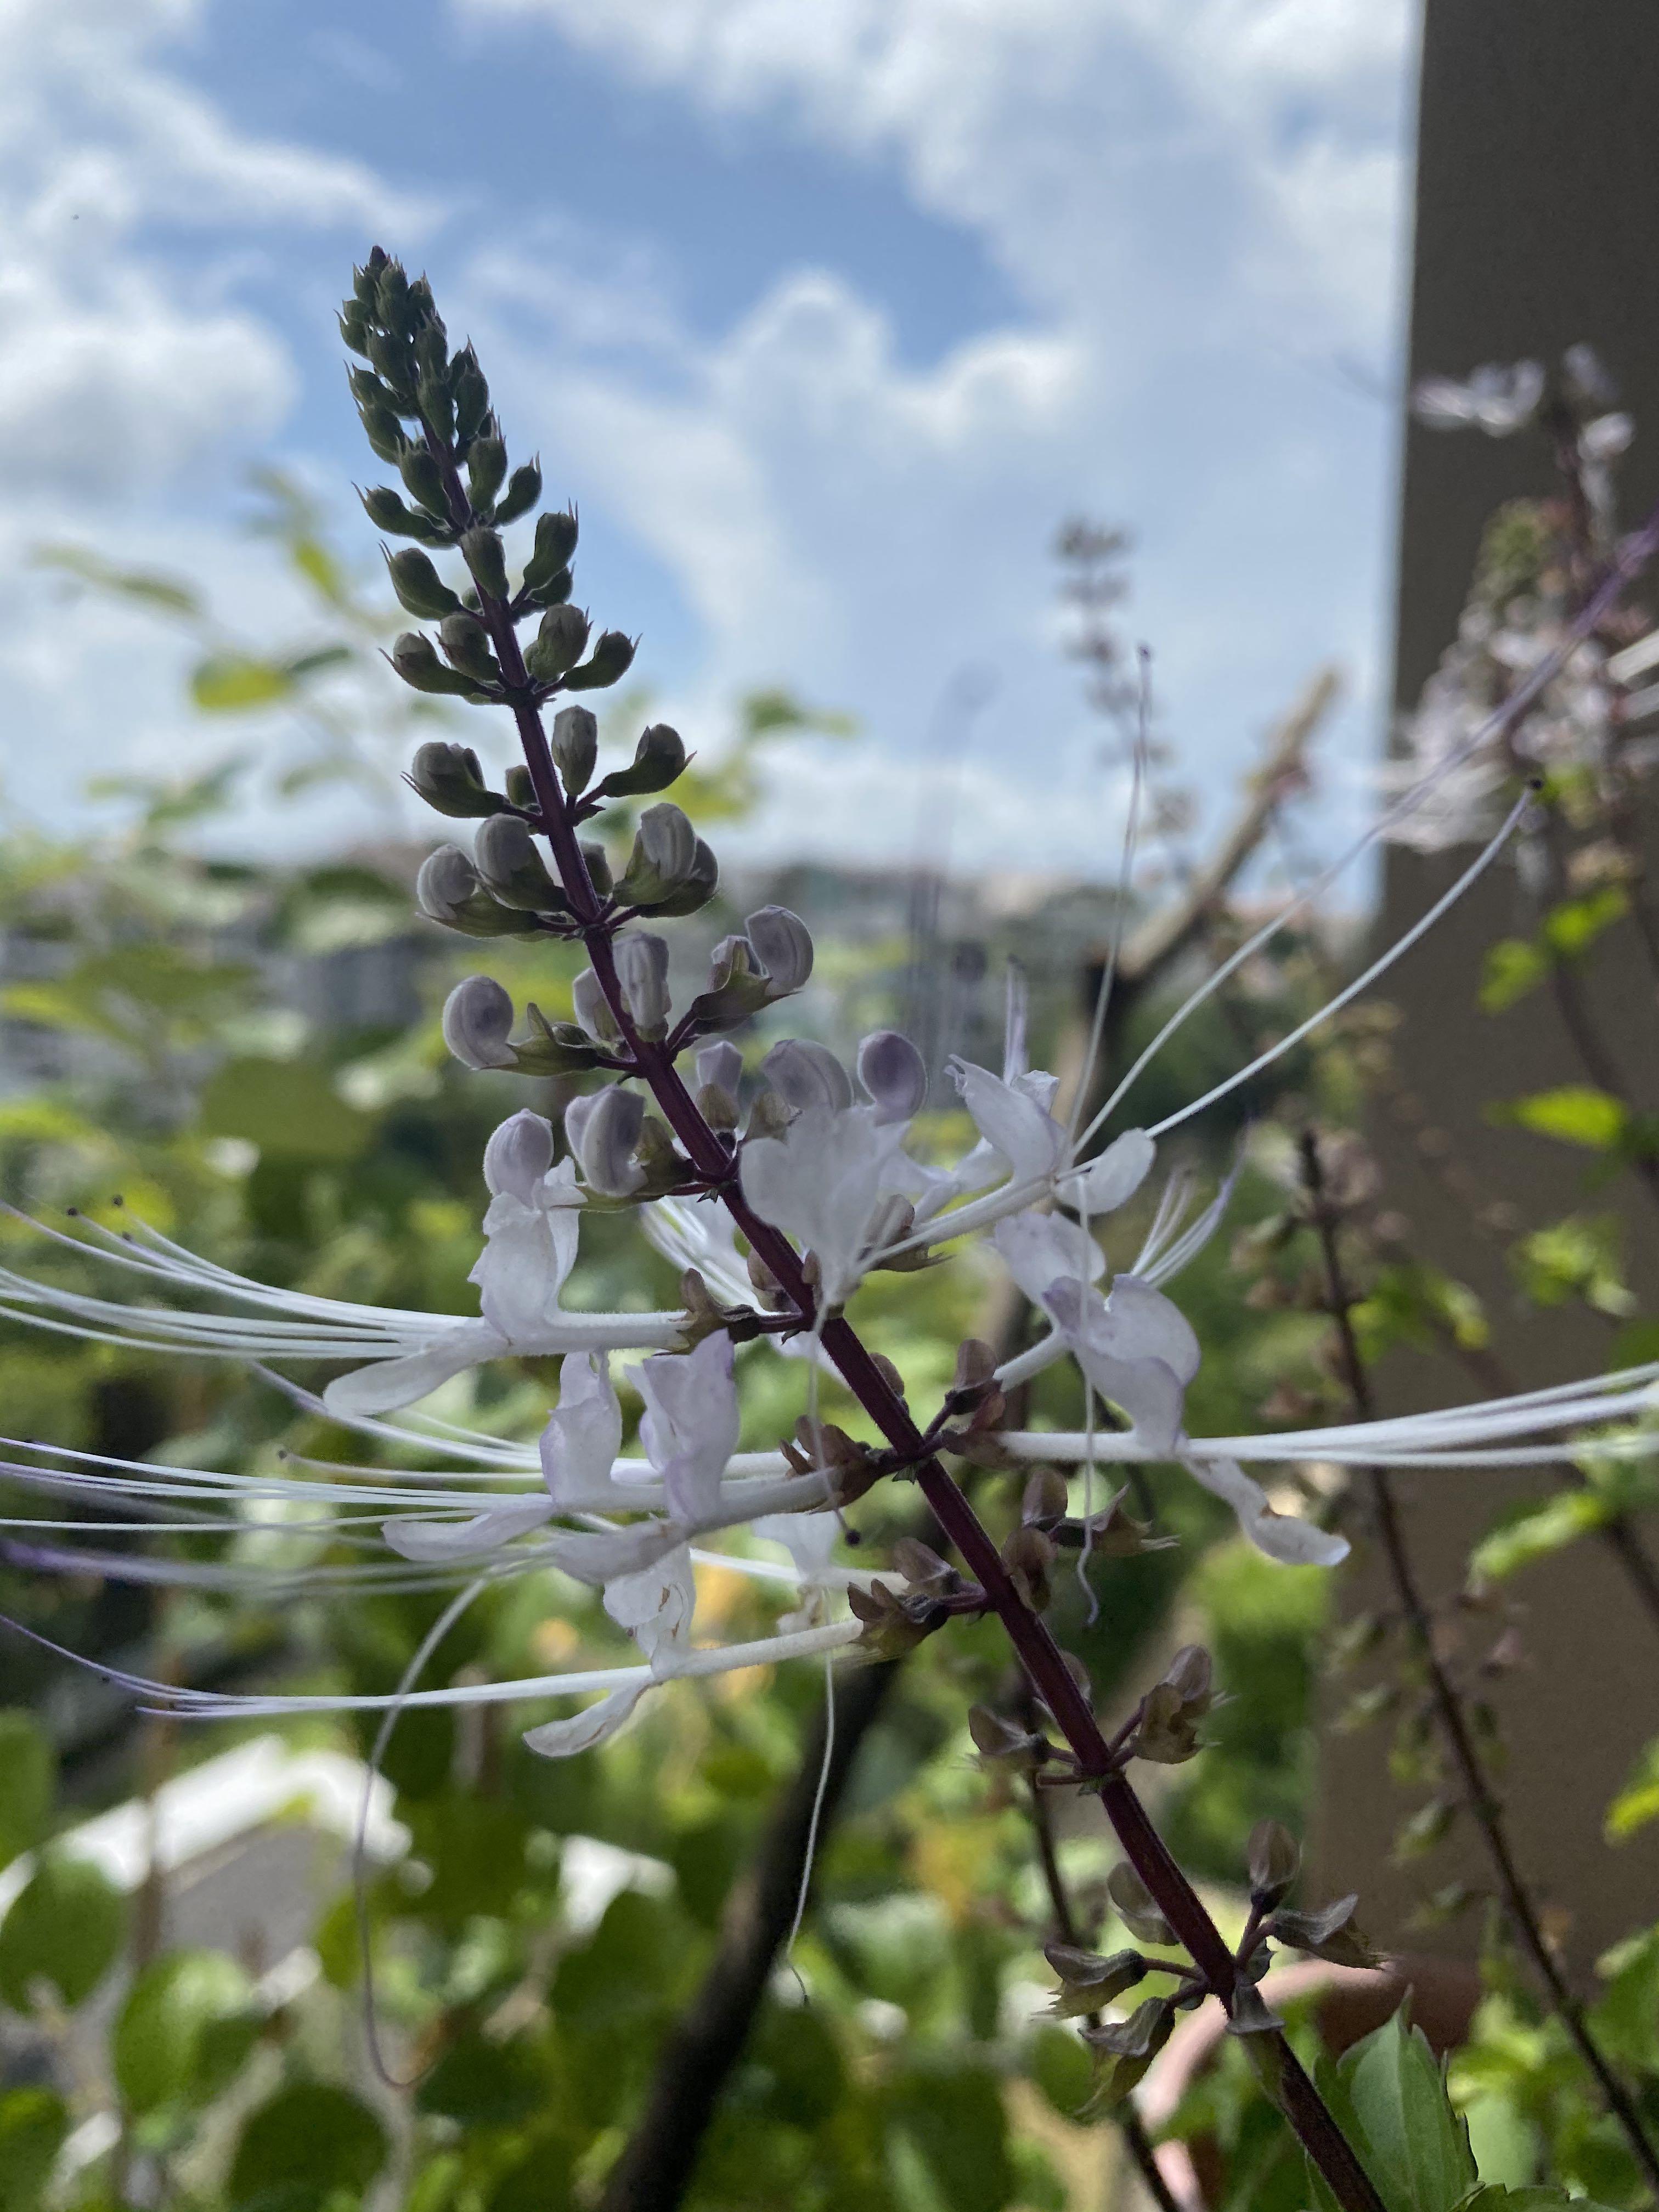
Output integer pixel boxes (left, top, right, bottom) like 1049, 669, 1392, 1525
397, 443, 449, 519
474, 814, 567, 912
407, 740, 507, 819
386, 549, 462, 621
348, 367, 391, 410
359, 485, 446, 544
467, 435, 508, 512
647, 837, 718, 916
551, 705, 597, 795
365, 326, 416, 404
563, 629, 637, 691
352, 255, 385, 309
452, 349, 492, 445
494, 459, 541, 525
580, 840, 613, 896
390, 633, 489, 699
408, 275, 439, 328
591, 723, 687, 802
338, 305, 372, 358
415, 845, 540, 937
460, 525, 510, 604
358, 398, 405, 465
524, 508, 579, 588
414, 322, 448, 383
504, 765, 536, 811
438, 611, 500, 684
524, 603, 590, 683
524, 565, 572, 610
418, 369, 455, 442
375, 259, 414, 336
512, 1001, 610, 1075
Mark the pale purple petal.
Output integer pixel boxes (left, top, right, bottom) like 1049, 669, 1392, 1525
381, 1498, 555, 1561
523, 1683, 648, 1759
857, 1030, 928, 1125
949, 1061, 1064, 1187
603, 1544, 696, 1665
483, 1110, 557, 1204
1065, 1129, 1155, 1215
993, 1213, 1105, 1304
1183, 1457, 1349, 1568
539, 1352, 625, 1507
324, 1321, 505, 1417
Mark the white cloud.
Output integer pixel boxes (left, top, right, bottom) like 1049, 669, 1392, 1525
439, 0, 1410, 870
0, 0, 417, 488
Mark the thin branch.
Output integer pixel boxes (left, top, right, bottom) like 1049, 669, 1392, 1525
1116, 669, 1339, 991
1299, 1128, 1659, 2199
598, 1661, 900, 2212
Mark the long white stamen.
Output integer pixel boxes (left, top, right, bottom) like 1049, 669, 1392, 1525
1067, 678, 1149, 1149
1141, 790, 1532, 1141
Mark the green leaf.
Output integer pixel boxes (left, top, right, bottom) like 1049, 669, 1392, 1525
1543, 885, 1629, 958
33, 542, 201, 619
889, 2061, 1015, 2212
1455, 2190, 1621, 2211
199, 1056, 375, 1164
415, 2032, 547, 2130
1480, 939, 1549, 1014
0, 1850, 128, 2010
1606, 1737, 1659, 1842
1028, 2022, 1093, 2118
228, 2083, 387, 2210
190, 654, 297, 713
1341, 2007, 1476, 2212
0, 2087, 69, 2212
114, 1949, 256, 2114
0, 1714, 53, 1871
1469, 1489, 1608, 1585
1492, 1087, 1628, 1151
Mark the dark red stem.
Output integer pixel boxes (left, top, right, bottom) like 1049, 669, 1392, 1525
418, 421, 1386, 2212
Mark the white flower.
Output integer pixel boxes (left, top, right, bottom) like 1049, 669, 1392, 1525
1041, 1274, 1199, 1459
630, 1331, 742, 1522
740, 1104, 910, 1303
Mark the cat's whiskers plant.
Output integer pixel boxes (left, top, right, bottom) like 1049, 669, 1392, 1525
16, 250, 1659, 2210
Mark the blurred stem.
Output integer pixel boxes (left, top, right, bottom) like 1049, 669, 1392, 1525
1300, 1128, 1659, 2199
414, 403, 1387, 2212
599, 1661, 900, 2212
1018, 1695, 1182, 2212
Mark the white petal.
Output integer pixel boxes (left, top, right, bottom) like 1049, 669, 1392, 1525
631, 1333, 741, 1521
522, 1684, 648, 1759
604, 1544, 696, 1665
1094, 1276, 1201, 1386
949, 1062, 1064, 1187
1063, 1130, 1155, 1216
752, 1509, 839, 1582
470, 1187, 580, 1344
324, 1323, 505, 1417
551, 1521, 686, 1587
1183, 1457, 1348, 1568
540, 1352, 625, 1508
993, 1212, 1105, 1304
381, 1498, 555, 1561
1041, 1279, 1188, 1458
740, 1106, 906, 1300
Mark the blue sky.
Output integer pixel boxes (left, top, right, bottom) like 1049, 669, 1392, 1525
0, 0, 1416, 879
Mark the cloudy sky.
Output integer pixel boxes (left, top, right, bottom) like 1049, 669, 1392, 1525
0, 0, 1417, 878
